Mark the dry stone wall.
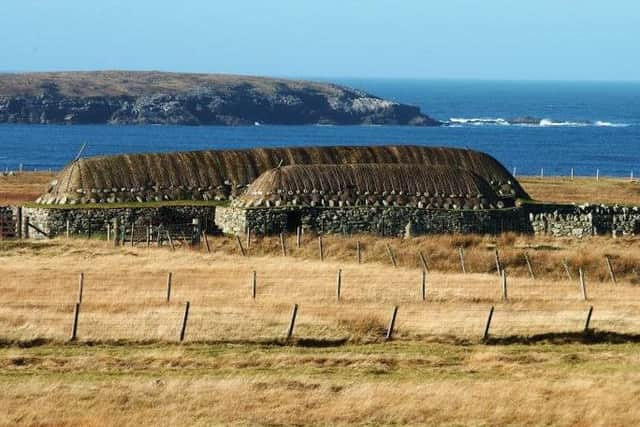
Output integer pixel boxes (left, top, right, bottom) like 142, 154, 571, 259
216, 206, 530, 237
527, 204, 640, 238
23, 205, 217, 239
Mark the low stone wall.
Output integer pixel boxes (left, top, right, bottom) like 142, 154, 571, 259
22, 205, 217, 239
216, 206, 531, 237
527, 205, 640, 238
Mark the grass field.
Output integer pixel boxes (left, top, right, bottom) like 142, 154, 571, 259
2, 235, 640, 425
3, 174, 640, 425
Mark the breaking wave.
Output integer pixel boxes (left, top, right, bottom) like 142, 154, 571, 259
447, 117, 630, 128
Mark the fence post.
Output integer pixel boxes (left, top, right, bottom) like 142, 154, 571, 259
166, 272, 172, 302
386, 244, 397, 268
16, 207, 22, 239
235, 235, 246, 256
336, 269, 342, 300
286, 304, 298, 340
296, 226, 302, 249
501, 269, 508, 300
23, 216, 30, 239
421, 270, 426, 301
318, 235, 324, 262
113, 218, 120, 246
202, 230, 210, 253
66, 219, 71, 239
562, 259, 573, 281
483, 306, 495, 341
418, 251, 428, 273
458, 247, 466, 274
579, 268, 588, 301
596, 169, 600, 181
356, 240, 362, 264
77, 272, 84, 303
584, 306, 594, 333
570, 168, 574, 181
280, 232, 287, 256
70, 302, 80, 341
494, 249, 502, 275
179, 301, 190, 342
386, 306, 399, 341
605, 256, 616, 284
251, 270, 257, 299
524, 252, 535, 280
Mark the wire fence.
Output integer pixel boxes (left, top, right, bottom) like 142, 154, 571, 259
3, 264, 640, 344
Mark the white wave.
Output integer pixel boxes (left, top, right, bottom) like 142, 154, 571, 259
449, 117, 510, 126
594, 121, 629, 127
538, 118, 588, 127
448, 117, 631, 128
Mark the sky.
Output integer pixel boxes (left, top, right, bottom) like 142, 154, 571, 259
1, 0, 638, 81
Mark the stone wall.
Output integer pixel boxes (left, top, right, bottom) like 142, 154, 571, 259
216, 206, 530, 237
527, 204, 640, 238
22, 205, 217, 239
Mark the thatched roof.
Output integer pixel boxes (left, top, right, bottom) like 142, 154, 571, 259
235, 164, 505, 210
37, 145, 527, 204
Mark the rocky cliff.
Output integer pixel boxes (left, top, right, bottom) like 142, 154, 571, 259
0, 71, 440, 126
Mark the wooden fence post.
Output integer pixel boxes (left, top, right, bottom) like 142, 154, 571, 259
579, 268, 588, 301
483, 306, 495, 341
77, 272, 84, 303
421, 270, 426, 301
201, 231, 210, 253
418, 251, 428, 273
501, 269, 508, 301
23, 216, 30, 239
166, 272, 172, 302
280, 232, 287, 256
318, 235, 324, 262
336, 269, 342, 300
286, 304, 298, 340
296, 226, 302, 249
235, 235, 246, 256
524, 252, 535, 280
605, 256, 617, 284
386, 244, 397, 268
70, 302, 80, 341
251, 271, 257, 299
458, 247, 466, 274
584, 306, 594, 333
570, 167, 574, 181
113, 218, 120, 246
562, 259, 573, 281
386, 306, 399, 341
179, 301, 190, 342
66, 219, 71, 240
494, 249, 501, 275
356, 240, 362, 264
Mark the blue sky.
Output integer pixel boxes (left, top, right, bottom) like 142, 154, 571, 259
1, 0, 638, 80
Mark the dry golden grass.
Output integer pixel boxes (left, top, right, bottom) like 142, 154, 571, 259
2, 237, 640, 425
0, 172, 53, 205
520, 175, 640, 205
1, 234, 640, 344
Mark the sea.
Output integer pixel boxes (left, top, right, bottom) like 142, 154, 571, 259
1, 79, 639, 177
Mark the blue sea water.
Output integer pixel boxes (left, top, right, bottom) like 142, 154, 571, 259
0, 79, 638, 176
